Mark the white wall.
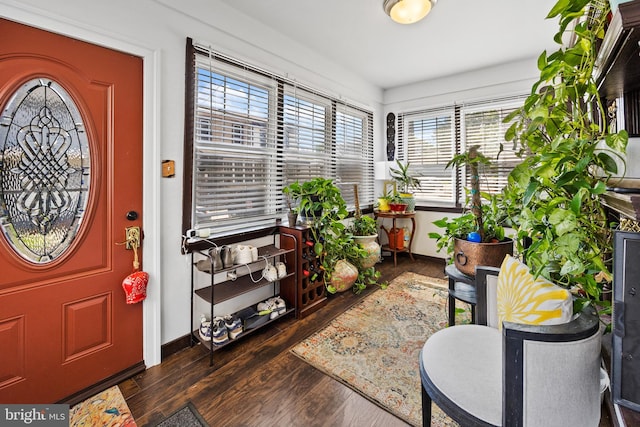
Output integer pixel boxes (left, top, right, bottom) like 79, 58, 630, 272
0, 0, 544, 364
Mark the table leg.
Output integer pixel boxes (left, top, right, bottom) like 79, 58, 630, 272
392, 217, 397, 267
448, 277, 456, 326
408, 216, 416, 261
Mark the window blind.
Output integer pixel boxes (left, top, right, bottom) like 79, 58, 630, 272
461, 103, 522, 195
397, 96, 525, 207
398, 107, 457, 205
193, 55, 280, 236
187, 40, 374, 237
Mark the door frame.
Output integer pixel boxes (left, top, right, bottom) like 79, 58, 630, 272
2, 5, 162, 367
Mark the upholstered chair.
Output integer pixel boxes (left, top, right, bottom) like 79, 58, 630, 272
419, 265, 602, 426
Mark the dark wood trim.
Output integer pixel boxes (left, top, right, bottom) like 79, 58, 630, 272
182, 37, 196, 238
161, 334, 192, 360
58, 361, 146, 407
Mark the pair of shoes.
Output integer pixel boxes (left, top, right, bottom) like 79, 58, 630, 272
223, 314, 243, 339
275, 262, 287, 278
199, 314, 212, 341
256, 296, 286, 320
211, 317, 229, 345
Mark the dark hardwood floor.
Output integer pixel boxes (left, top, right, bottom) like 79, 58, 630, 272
117, 254, 613, 426
118, 254, 445, 426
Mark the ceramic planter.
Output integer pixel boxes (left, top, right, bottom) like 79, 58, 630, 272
378, 198, 390, 212
353, 234, 381, 269
389, 203, 408, 213
330, 259, 359, 292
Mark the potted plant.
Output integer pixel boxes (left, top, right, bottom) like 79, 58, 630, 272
283, 178, 348, 223
376, 188, 392, 212
346, 184, 381, 270
501, 0, 628, 317
388, 193, 408, 213
283, 178, 363, 293
389, 159, 421, 212
284, 193, 298, 226
428, 146, 513, 276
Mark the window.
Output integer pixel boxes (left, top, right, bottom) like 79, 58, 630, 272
398, 107, 456, 205
184, 40, 374, 237
397, 97, 524, 207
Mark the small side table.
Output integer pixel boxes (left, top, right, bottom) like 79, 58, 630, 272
445, 264, 476, 326
374, 211, 416, 267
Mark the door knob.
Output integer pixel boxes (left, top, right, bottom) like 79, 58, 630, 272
126, 211, 139, 221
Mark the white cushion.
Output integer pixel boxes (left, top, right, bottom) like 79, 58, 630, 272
421, 325, 502, 426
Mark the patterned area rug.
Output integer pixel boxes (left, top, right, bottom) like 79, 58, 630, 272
70, 385, 136, 427
291, 271, 469, 427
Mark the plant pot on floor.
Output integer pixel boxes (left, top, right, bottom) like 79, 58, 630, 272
453, 237, 513, 276
330, 259, 359, 292
353, 234, 381, 269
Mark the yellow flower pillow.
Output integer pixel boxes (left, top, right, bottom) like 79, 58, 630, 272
497, 255, 573, 330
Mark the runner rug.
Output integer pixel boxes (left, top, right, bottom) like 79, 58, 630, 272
291, 271, 469, 427
70, 385, 136, 427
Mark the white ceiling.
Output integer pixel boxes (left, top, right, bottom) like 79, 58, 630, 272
219, 0, 560, 90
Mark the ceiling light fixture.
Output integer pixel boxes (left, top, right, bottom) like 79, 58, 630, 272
383, 0, 437, 24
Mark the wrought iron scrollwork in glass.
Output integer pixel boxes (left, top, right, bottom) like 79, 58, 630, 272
0, 78, 91, 263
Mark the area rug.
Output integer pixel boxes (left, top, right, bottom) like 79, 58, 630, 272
153, 402, 209, 427
291, 271, 469, 427
70, 385, 136, 427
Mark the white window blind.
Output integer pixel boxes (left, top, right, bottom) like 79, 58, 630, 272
461, 103, 522, 195
188, 41, 374, 236
282, 85, 332, 184
398, 107, 456, 205
397, 97, 525, 207
193, 55, 280, 236
335, 105, 374, 208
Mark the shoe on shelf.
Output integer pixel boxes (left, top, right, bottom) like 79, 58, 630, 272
224, 314, 243, 339
276, 262, 287, 278
264, 296, 286, 315
256, 299, 276, 313
199, 314, 212, 342
272, 296, 286, 315
211, 317, 229, 345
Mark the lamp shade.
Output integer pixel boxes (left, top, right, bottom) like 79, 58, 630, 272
383, 0, 436, 24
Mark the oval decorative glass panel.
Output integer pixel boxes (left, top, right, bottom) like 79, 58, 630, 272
0, 78, 91, 263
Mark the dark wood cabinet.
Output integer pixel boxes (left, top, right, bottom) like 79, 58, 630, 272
279, 225, 327, 318
596, 1, 640, 135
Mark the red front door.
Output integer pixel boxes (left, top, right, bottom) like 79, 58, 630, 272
0, 18, 144, 403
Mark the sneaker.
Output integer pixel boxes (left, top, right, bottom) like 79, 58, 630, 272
211, 317, 229, 345
275, 262, 287, 278
273, 297, 286, 315
224, 314, 243, 339
199, 315, 211, 342
256, 299, 276, 313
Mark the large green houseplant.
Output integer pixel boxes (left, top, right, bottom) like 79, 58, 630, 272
428, 146, 513, 275
502, 0, 628, 316
282, 178, 379, 294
